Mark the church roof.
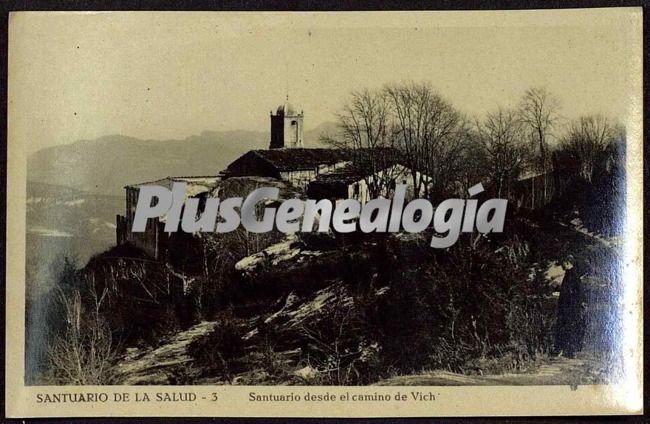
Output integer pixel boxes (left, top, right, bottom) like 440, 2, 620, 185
224, 147, 403, 178
248, 148, 355, 171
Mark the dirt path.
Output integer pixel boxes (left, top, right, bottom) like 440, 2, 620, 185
375, 356, 607, 386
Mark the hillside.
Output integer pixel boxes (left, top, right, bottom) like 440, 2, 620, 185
27, 123, 337, 196
32, 207, 621, 386
102, 217, 618, 386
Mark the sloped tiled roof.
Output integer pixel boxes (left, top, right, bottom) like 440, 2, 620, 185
313, 163, 373, 185
237, 147, 402, 172
248, 148, 355, 171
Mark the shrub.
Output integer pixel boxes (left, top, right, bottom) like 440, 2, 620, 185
46, 282, 118, 385
187, 311, 245, 383
371, 232, 556, 375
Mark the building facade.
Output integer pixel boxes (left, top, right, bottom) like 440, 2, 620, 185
116, 176, 220, 259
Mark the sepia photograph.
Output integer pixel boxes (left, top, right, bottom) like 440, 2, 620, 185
6, 8, 643, 417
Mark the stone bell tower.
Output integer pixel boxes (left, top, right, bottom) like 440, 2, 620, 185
270, 98, 304, 149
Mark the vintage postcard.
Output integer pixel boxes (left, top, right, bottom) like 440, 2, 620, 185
6, 9, 643, 417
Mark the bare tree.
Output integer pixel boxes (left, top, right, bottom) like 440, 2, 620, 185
384, 81, 467, 198
475, 107, 530, 197
47, 274, 117, 385
560, 115, 622, 182
456, 131, 490, 194
519, 87, 561, 201
323, 88, 402, 198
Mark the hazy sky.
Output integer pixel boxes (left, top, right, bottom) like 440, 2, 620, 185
9, 9, 642, 154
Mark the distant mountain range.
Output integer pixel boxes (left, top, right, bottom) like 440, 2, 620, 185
27, 122, 338, 196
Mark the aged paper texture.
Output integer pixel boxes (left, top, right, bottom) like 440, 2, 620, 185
6, 9, 643, 417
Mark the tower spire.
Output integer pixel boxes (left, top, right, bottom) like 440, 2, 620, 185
285, 62, 289, 102
270, 62, 303, 149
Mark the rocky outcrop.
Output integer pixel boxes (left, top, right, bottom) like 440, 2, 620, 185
114, 321, 218, 385
114, 280, 389, 385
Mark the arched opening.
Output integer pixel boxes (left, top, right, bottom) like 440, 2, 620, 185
290, 120, 299, 146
